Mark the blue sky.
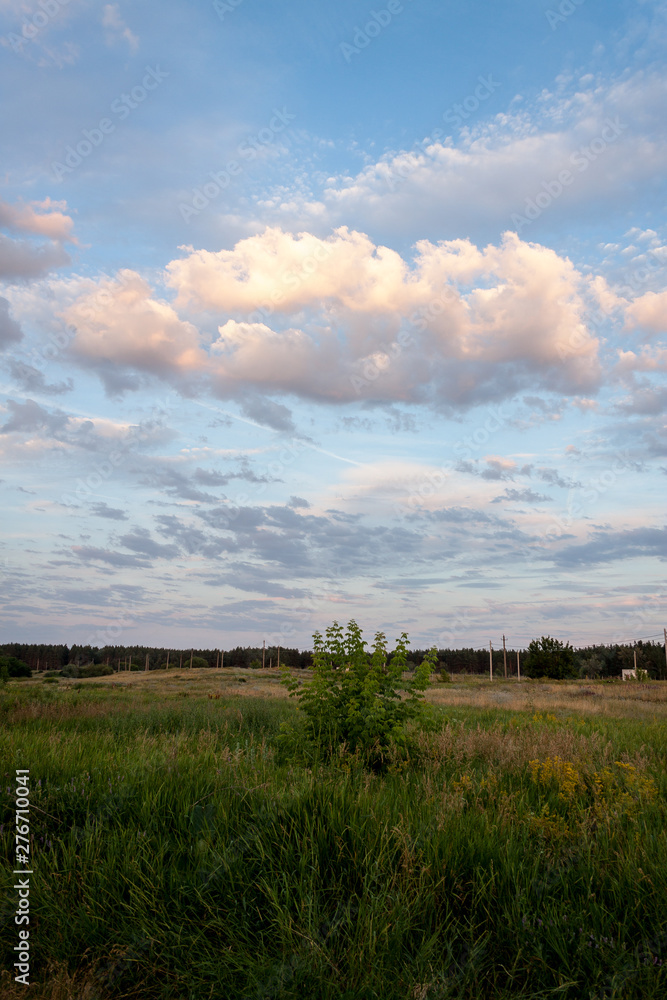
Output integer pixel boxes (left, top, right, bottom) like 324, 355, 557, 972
0, 0, 665, 652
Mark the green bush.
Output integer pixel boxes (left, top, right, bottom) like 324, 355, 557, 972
0, 654, 31, 679
61, 662, 114, 679
189, 655, 209, 669
281, 620, 437, 759
525, 636, 577, 680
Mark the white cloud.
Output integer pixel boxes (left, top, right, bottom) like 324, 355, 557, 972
625, 290, 667, 335
167, 226, 602, 405
61, 270, 204, 381
0, 198, 75, 281
250, 69, 667, 241
102, 3, 138, 53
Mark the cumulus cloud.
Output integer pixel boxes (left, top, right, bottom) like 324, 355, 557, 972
0, 198, 75, 243
61, 270, 205, 387
0, 198, 75, 281
163, 226, 602, 407
625, 290, 667, 335
0, 234, 70, 281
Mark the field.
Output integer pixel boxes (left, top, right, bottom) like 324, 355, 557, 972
1, 668, 666, 999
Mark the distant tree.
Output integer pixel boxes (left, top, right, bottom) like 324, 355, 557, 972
0, 655, 31, 679
525, 636, 577, 680
577, 653, 604, 679
190, 656, 209, 670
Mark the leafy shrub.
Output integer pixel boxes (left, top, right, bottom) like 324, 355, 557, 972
189, 656, 209, 669
0, 655, 31, 679
62, 662, 114, 679
577, 653, 603, 679
281, 620, 437, 758
525, 636, 577, 680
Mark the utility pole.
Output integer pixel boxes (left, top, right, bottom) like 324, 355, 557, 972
634, 648, 637, 673
179, 653, 182, 670
262, 640, 265, 670
166, 650, 170, 670
215, 650, 219, 670
277, 646, 280, 670
221, 650, 224, 670
517, 650, 521, 681
664, 628, 667, 680
503, 634, 507, 679
489, 641, 493, 681
145, 652, 149, 672
189, 649, 193, 669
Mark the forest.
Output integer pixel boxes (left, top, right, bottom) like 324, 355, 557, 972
1, 638, 665, 679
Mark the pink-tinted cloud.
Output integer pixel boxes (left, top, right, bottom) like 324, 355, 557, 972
0, 198, 75, 243
61, 270, 204, 378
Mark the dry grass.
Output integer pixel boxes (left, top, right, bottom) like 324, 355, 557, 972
417, 718, 651, 773
0, 965, 101, 1000
426, 677, 667, 721
12, 670, 667, 725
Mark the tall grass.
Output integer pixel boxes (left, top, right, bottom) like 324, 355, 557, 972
1, 675, 665, 998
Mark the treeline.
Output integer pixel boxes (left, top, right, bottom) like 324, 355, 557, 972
412, 640, 666, 680
0, 643, 312, 673
1, 639, 665, 679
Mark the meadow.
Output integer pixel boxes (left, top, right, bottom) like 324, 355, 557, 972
1, 668, 666, 999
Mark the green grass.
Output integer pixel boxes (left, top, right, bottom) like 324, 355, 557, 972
1, 673, 666, 999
